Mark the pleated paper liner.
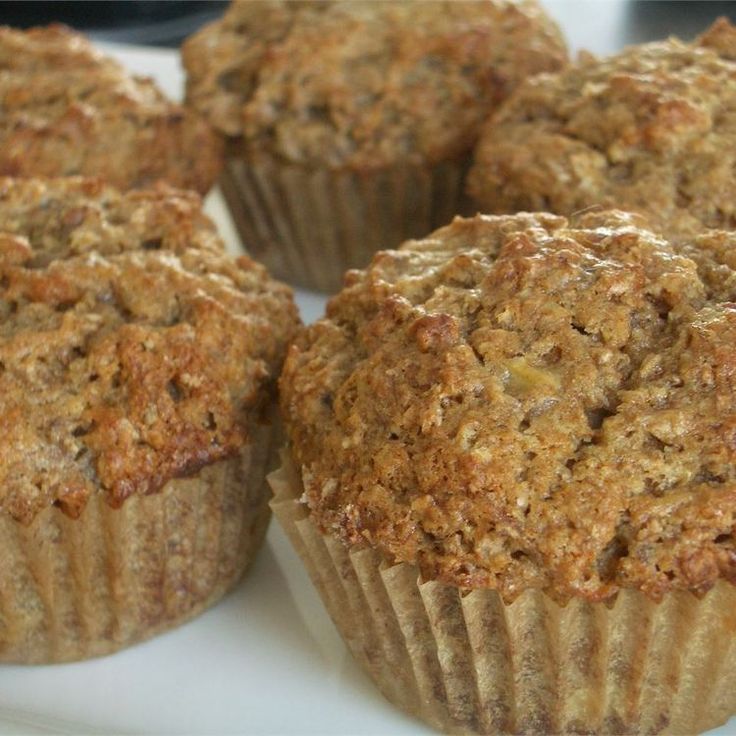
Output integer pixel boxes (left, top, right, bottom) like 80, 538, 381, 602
220, 150, 473, 293
270, 457, 736, 735
0, 416, 280, 664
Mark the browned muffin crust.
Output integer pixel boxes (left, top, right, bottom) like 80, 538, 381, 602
182, 0, 567, 169
0, 25, 223, 193
679, 229, 736, 302
281, 210, 736, 602
468, 19, 736, 240
0, 177, 299, 524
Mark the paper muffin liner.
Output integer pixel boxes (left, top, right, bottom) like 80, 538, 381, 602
270, 456, 736, 735
220, 151, 472, 293
0, 416, 280, 664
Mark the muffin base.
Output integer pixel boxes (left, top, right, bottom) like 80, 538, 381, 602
270, 456, 736, 735
220, 151, 473, 293
0, 417, 279, 664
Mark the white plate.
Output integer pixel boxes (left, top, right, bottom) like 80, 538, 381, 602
0, 6, 734, 734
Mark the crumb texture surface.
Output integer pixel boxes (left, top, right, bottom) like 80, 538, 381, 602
281, 210, 736, 601
0, 25, 222, 193
0, 177, 298, 523
183, 0, 566, 168
468, 19, 736, 241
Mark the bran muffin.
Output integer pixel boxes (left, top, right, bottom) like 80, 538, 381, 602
272, 210, 736, 734
0, 25, 222, 194
0, 177, 299, 663
468, 19, 736, 241
182, 0, 567, 292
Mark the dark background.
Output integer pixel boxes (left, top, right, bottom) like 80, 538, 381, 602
626, 0, 736, 41
0, 1, 228, 46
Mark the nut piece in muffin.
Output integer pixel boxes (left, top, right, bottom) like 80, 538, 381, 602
182, 0, 567, 291
468, 19, 736, 241
274, 210, 736, 734
0, 25, 222, 194
0, 177, 299, 663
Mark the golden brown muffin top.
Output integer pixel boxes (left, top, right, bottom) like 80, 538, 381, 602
281, 210, 736, 602
182, 0, 566, 169
468, 19, 736, 241
0, 25, 222, 194
0, 177, 299, 524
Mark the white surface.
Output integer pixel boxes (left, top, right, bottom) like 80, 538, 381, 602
1, 12, 734, 736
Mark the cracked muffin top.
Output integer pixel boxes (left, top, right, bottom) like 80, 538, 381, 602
468, 19, 736, 241
182, 0, 566, 169
0, 25, 222, 193
281, 209, 736, 602
0, 177, 299, 524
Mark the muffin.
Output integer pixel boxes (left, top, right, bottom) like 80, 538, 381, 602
0, 25, 222, 194
272, 209, 736, 734
468, 19, 736, 241
182, 0, 567, 292
0, 177, 299, 663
